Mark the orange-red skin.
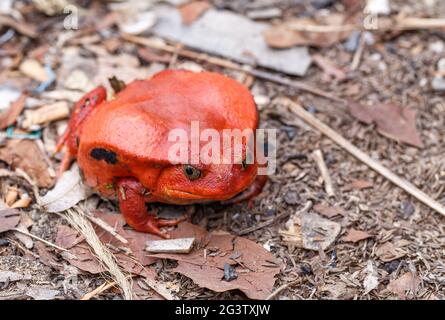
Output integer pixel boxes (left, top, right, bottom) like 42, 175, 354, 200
68, 70, 259, 202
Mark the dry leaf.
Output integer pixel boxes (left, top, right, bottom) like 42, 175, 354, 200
342, 229, 372, 243
0, 139, 54, 188
178, 0, 211, 25
387, 272, 420, 299
348, 102, 423, 148
25, 286, 59, 300
263, 14, 353, 49
0, 93, 27, 130
375, 242, 406, 262
55, 211, 159, 275
279, 212, 341, 251
345, 179, 374, 190
148, 222, 280, 299
313, 204, 345, 218
0, 209, 21, 233
40, 164, 87, 212
363, 261, 379, 294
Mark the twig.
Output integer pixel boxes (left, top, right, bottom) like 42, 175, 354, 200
80, 280, 118, 300
142, 277, 178, 300
85, 214, 128, 244
350, 32, 365, 71
284, 98, 445, 217
12, 228, 70, 253
120, 34, 344, 103
266, 279, 300, 300
239, 200, 312, 235
312, 149, 335, 197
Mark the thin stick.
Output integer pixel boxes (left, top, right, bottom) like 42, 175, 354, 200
121, 34, 344, 103
85, 214, 128, 244
81, 280, 117, 300
12, 228, 69, 252
142, 277, 178, 300
350, 33, 365, 71
266, 279, 300, 300
312, 149, 335, 197
285, 98, 445, 217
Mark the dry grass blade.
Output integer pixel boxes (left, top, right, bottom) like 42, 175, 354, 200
65, 207, 133, 300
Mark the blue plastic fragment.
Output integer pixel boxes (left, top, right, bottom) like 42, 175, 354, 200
33, 60, 56, 94
6, 125, 42, 140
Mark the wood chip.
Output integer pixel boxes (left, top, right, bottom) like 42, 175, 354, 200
146, 237, 195, 253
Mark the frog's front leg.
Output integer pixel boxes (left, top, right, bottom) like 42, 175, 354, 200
116, 178, 184, 238
56, 86, 107, 176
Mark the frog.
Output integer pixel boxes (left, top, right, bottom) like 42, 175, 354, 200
56, 70, 267, 238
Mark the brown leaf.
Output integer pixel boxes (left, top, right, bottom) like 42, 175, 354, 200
178, 1, 211, 25
0, 209, 21, 233
313, 204, 345, 218
348, 102, 423, 148
0, 139, 54, 188
387, 272, 420, 299
341, 229, 372, 243
0, 93, 27, 130
375, 242, 406, 262
345, 179, 374, 190
148, 222, 280, 299
263, 14, 353, 49
312, 54, 347, 82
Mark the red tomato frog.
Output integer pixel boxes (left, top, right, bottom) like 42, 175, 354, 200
56, 70, 267, 237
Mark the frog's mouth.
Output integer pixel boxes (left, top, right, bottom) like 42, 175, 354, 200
162, 188, 236, 203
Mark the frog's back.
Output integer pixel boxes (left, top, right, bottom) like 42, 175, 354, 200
79, 70, 258, 166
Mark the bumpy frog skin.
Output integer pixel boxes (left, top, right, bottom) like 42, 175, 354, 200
57, 70, 267, 237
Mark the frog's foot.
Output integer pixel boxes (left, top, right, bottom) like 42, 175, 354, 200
116, 178, 184, 238
222, 175, 268, 208
56, 86, 107, 175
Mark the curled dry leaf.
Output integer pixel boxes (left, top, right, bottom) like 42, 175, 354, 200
280, 212, 341, 250
118, 11, 157, 35
178, 0, 211, 25
0, 139, 54, 188
387, 272, 420, 299
348, 102, 423, 148
263, 14, 354, 49
0, 93, 27, 130
148, 222, 280, 299
0, 209, 21, 233
40, 164, 88, 212
341, 229, 372, 243
363, 260, 379, 294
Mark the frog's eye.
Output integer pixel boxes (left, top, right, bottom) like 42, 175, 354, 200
183, 165, 201, 181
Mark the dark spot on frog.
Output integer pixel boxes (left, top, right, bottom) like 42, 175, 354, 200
90, 148, 118, 164
76, 136, 80, 148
